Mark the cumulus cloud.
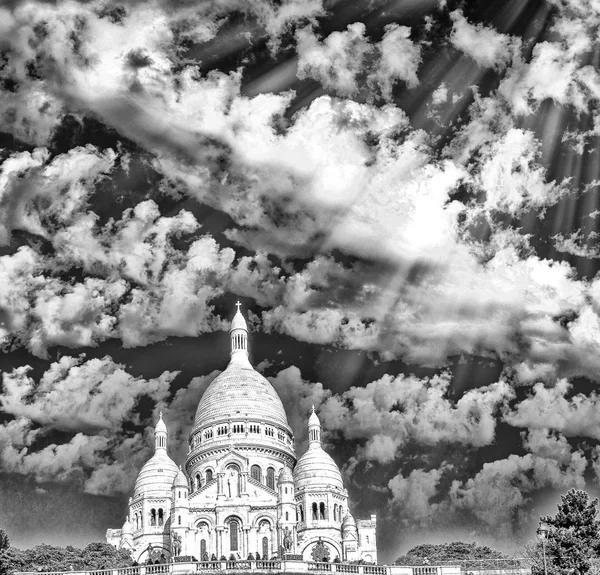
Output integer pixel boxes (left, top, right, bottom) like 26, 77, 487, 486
0, 355, 179, 494
269, 366, 332, 448
504, 379, 600, 440
450, 10, 519, 70
296, 22, 421, 101
449, 450, 587, 532
0, 355, 176, 431
388, 465, 453, 524
318, 373, 512, 464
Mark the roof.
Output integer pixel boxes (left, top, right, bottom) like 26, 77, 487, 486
293, 442, 344, 490
193, 362, 290, 430
133, 450, 178, 497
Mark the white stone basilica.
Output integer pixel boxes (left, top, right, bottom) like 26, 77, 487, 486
107, 305, 377, 565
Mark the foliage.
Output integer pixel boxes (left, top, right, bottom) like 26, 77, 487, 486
0, 529, 10, 575
3, 542, 133, 573
395, 541, 510, 567
540, 489, 600, 575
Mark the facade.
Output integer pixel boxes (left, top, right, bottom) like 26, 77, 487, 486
107, 304, 377, 565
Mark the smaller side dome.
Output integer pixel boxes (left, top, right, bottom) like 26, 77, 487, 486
173, 466, 188, 488
278, 466, 294, 483
342, 512, 358, 540
122, 517, 133, 535
293, 407, 344, 490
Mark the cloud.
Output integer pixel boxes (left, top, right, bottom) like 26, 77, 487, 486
318, 372, 512, 464
0, 354, 179, 495
553, 230, 600, 259
450, 10, 519, 70
503, 379, 600, 440
0, 355, 177, 431
269, 366, 332, 449
449, 450, 587, 533
0, 145, 116, 245
388, 465, 453, 524
296, 22, 421, 101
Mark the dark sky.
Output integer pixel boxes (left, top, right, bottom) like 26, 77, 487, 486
1, 0, 600, 564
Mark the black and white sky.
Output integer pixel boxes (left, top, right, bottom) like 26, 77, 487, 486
2, 0, 600, 563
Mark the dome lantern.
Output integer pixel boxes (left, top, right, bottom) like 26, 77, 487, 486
155, 412, 167, 452
229, 301, 250, 366
308, 405, 321, 445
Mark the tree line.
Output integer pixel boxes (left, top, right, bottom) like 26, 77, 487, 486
395, 488, 600, 575
2, 488, 600, 574
0, 537, 133, 574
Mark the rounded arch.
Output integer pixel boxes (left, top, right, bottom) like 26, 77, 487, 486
226, 516, 242, 553
251, 514, 275, 529
266, 466, 275, 489
300, 537, 342, 562
250, 464, 262, 482
195, 516, 215, 530
225, 514, 244, 526
205, 467, 214, 483
136, 544, 171, 564
216, 454, 246, 475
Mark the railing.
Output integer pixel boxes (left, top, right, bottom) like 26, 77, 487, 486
308, 563, 332, 571
256, 561, 281, 570
412, 569, 438, 575
336, 565, 360, 573
19, 561, 505, 575
196, 562, 221, 571
227, 562, 251, 570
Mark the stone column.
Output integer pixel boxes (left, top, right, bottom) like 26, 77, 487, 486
243, 527, 251, 559
217, 474, 225, 499
216, 527, 223, 558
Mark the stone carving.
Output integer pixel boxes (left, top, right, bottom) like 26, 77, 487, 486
311, 538, 330, 563
171, 531, 182, 557
283, 527, 293, 551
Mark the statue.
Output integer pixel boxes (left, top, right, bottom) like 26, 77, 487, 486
283, 527, 293, 552
311, 538, 330, 563
171, 531, 182, 557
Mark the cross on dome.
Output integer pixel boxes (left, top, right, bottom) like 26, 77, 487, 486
235, 300, 242, 312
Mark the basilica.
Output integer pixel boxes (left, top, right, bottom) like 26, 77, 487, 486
106, 305, 378, 564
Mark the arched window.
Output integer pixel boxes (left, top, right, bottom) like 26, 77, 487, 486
178, 515, 181, 525
262, 536, 269, 560
266, 467, 275, 490
150, 508, 157, 526
251, 465, 262, 483
319, 502, 326, 520
312, 502, 318, 521
285, 512, 289, 521
334, 504, 338, 521
229, 519, 240, 552
196, 473, 202, 490
206, 469, 213, 483
158, 508, 164, 527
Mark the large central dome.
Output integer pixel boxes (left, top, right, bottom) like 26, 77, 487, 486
193, 362, 289, 428
191, 303, 291, 434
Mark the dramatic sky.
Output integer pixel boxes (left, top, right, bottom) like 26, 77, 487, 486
2, 0, 600, 564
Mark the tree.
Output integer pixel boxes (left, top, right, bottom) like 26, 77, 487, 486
0, 529, 9, 575
1, 542, 133, 573
541, 489, 600, 575
395, 541, 510, 567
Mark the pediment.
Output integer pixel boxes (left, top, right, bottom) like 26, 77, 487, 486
215, 449, 249, 471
